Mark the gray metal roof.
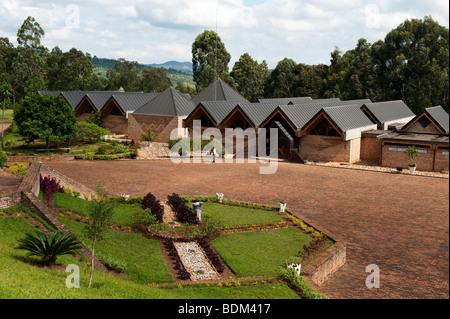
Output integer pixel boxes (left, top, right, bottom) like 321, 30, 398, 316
258, 97, 313, 104
425, 106, 449, 134
37, 91, 62, 96
191, 79, 249, 106
362, 100, 415, 124
134, 87, 195, 116
111, 93, 160, 113
322, 104, 376, 132
198, 101, 240, 124
238, 102, 281, 127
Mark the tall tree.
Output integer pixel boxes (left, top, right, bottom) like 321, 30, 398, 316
16, 16, 45, 50
47, 47, 96, 91
383, 16, 449, 112
264, 58, 299, 98
141, 67, 172, 92
106, 58, 141, 91
14, 95, 77, 147
231, 53, 268, 102
192, 30, 234, 91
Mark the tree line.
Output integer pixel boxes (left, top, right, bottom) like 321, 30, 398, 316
0, 16, 176, 107
193, 16, 449, 114
1, 16, 448, 115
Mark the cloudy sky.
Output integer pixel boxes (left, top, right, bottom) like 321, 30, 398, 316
1, 0, 448, 69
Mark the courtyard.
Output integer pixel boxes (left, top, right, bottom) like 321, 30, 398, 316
41, 158, 449, 299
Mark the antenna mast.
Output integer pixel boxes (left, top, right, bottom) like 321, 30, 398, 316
214, 8, 218, 100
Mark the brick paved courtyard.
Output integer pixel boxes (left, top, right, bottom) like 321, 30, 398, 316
43, 159, 449, 299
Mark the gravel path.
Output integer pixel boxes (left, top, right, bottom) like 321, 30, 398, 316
174, 241, 220, 281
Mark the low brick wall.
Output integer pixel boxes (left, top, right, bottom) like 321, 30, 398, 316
40, 165, 97, 200
0, 192, 22, 209
6, 155, 73, 165
287, 210, 346, 287
303, 242, 346, 286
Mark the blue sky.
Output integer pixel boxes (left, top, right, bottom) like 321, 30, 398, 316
1, 0, 448, 69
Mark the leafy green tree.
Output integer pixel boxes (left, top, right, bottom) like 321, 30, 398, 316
231, 53, 268, 102
47, 47, 97, 91
264, 58, 299, 98
293, 63, 328, 99
16, 230, 82, 265
192, 30, 234, 91
383, 16, 449, 112
175, 82, 196, 97
84, 182, 116, 288
0, 37, 15, 89
141, 67, 172, 92
16, 16, 45, 50
14, 95, 77, 147
106, 58, 141, 91
1, 83, 12, 149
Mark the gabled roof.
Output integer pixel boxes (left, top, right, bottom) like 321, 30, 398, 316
134, 87, 195, 117
401, 106, 449, 134
361, 100, 415, 125
196, 101, 240, 124
110, 93, 160, 113
191, 79, 249, 106
321, 104, 377, 132
424, 106, 449, 134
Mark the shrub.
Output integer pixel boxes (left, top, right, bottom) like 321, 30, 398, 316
0, 149, 7, 167
167, 193, 197, 224
281, 268, 329, 299
197, 238, 225, 273
77, 121, 109, 143
15, 229, 82, 265
141, 127, 159, 142
40, 175, 64, 204
97, 144, 115, 155
6, 162, 27, 173
164, 238, 191, 280
142, 193, 164, 223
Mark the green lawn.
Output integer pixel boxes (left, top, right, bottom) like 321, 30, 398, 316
0, 217, 299, 299
54, 193, 142, 226
1, 109, 14, 124
60, 217, 174, 284
200, 202, 283, 227
212, 228, 313, 277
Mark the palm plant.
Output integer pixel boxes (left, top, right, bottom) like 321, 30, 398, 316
16, 230, 82, 265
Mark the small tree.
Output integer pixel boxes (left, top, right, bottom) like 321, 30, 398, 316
14, 95, 77, 148
84, 182, 115, 288
141, 127, 158, 143
404, 146, 419, 167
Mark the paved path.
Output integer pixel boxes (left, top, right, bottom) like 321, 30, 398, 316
43, 159, 449, 299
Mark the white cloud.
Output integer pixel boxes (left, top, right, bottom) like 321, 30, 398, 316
0, 0, 448, 68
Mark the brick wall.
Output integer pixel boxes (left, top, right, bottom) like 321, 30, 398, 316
127, 113, 182, 143
361, 135, 381, 162
101, 115, 128, 135
435, 149, 450, 172
405, 121, 442, 134
381, 145, 435, 171
300, 135, 351, 163
305, 242, 347, 286
40, 165, 97, 200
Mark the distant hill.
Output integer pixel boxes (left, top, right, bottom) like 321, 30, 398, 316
91, 56, 194, 85
145, 61, 193, 74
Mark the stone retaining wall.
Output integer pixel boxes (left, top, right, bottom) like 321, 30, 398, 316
3, 161, 108, 273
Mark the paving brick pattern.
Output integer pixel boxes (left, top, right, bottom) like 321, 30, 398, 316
43, 159, 449, 299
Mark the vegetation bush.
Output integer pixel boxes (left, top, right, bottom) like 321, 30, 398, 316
281, 268, 329, 299
167, 193, 197, 224
163, 238, 191, 280
15, 229, 82, 265
77, 121, 109, 144
0, 149, 8, 167
39, 175, 64, 204
197, 238, 225, 273
142, 192, 164, 223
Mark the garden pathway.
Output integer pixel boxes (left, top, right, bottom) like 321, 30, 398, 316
174, 241, 220, 281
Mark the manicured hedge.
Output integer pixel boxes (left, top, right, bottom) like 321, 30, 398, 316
167, 193, 197, 224
74, 152, 134, 160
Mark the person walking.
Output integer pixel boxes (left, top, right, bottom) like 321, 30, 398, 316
212, 146, 216, 163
